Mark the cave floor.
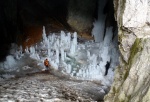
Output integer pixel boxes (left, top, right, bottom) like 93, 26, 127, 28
0, 70, 106, 102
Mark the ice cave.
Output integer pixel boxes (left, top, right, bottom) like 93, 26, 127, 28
0, 0, 130, 101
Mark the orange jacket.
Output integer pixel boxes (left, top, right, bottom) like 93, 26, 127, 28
44, 59, 50, 67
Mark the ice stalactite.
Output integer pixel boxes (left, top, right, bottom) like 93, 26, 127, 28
103, 27, 113, 46
92, 0, 107, 42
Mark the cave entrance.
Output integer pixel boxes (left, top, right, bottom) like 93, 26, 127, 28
0, 0, 119, 101
0, 0, 119, 87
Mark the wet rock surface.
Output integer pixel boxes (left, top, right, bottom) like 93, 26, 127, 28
0, 71, 106, 102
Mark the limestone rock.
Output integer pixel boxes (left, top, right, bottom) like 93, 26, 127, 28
123, 0, 148, 28
104, 0, 150, 102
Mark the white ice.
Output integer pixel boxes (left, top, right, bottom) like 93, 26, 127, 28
0, 25, 119, 87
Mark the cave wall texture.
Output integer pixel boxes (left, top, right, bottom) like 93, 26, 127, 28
104, 0, 150, 102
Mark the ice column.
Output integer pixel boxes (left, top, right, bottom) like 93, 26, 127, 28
56, 39, 59, 48
47, 39, 51, 57
51, 34, 55, 44
48, 49, 51, 57
70, 32, 77, 55
103, 27, 113, 46
91, 0, 107, 42
56, 48, 59, 64
73, 32, 77, 47
60, 31, 65, 47
64, 52, 66, 59
87, 50, 91, 59
61, 48, 64, 61
91, 54, 97, 68
42, 26, 47, 41
67, 33, 71, 49
70, 42, 75, 55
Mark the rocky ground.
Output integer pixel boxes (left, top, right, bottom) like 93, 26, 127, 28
0, 69, 109, 102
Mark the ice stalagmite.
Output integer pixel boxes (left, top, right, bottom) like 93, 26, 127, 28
25, 47, 29, 54
42, 26, 47, 42
69, 32, 77, 56
70, 42, 75, 55
61, 48, 64, 61
30, 46, 36, 54
67, 33, 71, 49
61, 31, 65, 43
73, 32, 77, 46
48, 49, 51, 57
56, 48, 59, 64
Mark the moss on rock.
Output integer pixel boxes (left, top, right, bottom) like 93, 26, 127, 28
128, 38, 143, 67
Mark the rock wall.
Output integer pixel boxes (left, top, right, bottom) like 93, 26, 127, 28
104, 0, 150, 102
67, 0, 97, 38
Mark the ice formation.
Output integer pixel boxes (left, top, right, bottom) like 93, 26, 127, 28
0, 24, 119, 86
92, 0, 107, 42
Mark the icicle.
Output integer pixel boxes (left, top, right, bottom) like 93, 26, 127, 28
91, 0, 107, 43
